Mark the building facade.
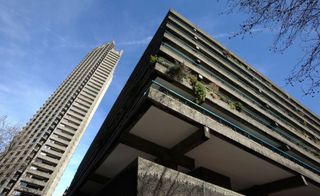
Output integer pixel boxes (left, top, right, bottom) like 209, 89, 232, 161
67, 10, 320, 196
0, 42, 122, 195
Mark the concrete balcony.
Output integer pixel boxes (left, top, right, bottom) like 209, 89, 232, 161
149, 81, 319, 173
167, 13, 320, 130
158, 44, 320, 151
41, 148, 63, 158
26, 169, 51, 180
163, 23, 320, 139
45, 142, 66, 152
20, 177, 47, 187
87, 80, 102, 90
59, 120, 78, 131
50, 135, 70, 146
79, 157, 243, 196
72, 85, 320, 195
37, 154, 59, 165
93, 71, 107, 81
31, 162, 55, 172
54, 129, 74, 140
153, 62, 320, 164
63, 115, 82, 125
67, 110, 85, 121
72, 102, 89, 113
91, 74, 105, 84
75, 97, 92, 108
91, 76, 104, 86
14, 187, 42, 196
69, 105, 87, 116
97, 66, 111, 76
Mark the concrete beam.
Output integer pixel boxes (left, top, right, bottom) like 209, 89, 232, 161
88, 173, 109, 184
120, 133, 194, 169
171, 126, 210, 155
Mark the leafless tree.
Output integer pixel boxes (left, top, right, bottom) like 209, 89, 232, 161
223, 0, 320, 96
0, 115, 21, 158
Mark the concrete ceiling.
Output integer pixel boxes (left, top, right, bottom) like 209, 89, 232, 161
95, 143, 155, 178
186, 136, 293, 190
130, 106, 198, 148
80, 98, 320, 195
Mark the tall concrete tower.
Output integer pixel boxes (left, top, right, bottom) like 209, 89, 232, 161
0, 42, 122, 196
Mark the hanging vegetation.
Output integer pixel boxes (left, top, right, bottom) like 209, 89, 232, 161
229, 101, 243, 112
194, 81, 207, 104
188, 76, 207, 104
166, 61, 190, 82
150, 55, 158, 64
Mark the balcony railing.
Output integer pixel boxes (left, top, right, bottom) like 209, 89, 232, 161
147, 80, 320, 175
163, 30, 320, 138
167, 16, 320, 129
161, 42, 320, 157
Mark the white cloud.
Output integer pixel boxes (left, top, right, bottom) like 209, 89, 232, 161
118, 36, 152, 46
213, 27, 269, 39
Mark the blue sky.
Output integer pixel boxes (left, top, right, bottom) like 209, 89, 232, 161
1, 1, 319, 195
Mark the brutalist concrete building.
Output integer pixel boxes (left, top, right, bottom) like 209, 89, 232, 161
0, 42, 122, 195
67, 10, 320, 196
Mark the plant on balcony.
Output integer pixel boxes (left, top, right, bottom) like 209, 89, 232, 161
188, 75, 198, 85
150, 55, 158, 64
194, 81, 207, 104
229, 101, 243, 112
166, 61, 190, 82
219, 94, 231, 104
189, 76, 207, 104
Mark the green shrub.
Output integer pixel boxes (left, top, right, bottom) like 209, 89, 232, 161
229, 101, 243, 112
167, 63, 181, 77
150, 55, 158, 64
219, 94, 230, 104
166, 61, 189, 81
193, 81, 207, 104
188, 75, 198, 85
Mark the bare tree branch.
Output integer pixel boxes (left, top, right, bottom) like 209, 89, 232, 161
223, 0, 320, 96
0, 115, 21, 158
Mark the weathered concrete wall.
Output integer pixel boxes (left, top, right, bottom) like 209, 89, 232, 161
137, 157, 243, 196
147, 88, 320, 184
